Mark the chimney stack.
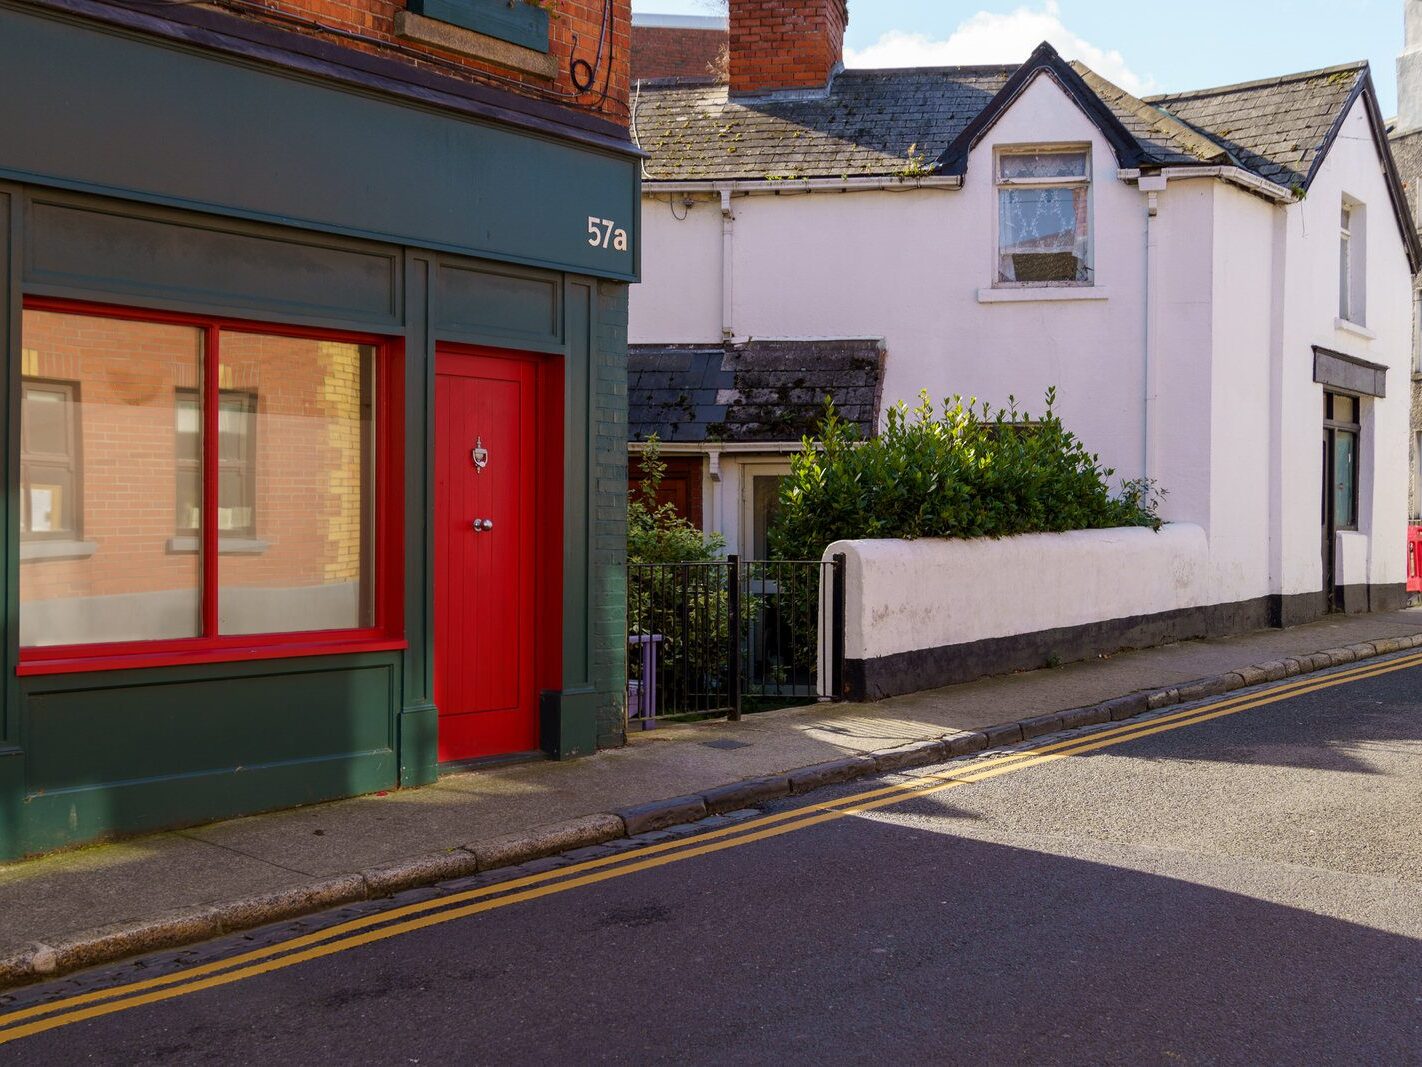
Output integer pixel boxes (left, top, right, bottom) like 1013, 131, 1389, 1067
1399, 0, 1422, 132
728, 0, 848, 97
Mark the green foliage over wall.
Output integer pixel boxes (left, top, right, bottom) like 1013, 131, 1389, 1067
771, 389, 1164, 562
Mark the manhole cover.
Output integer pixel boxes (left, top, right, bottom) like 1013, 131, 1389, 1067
701, 739, 752, 750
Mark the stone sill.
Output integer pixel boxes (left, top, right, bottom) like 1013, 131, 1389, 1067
978, 286, 1109, 304
394, 10, 557, 80
165, 536, 271, 556
1334, 316, 1376, 341
19, 539, 97, 562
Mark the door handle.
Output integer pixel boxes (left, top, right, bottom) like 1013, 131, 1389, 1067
471, 519, 494, 532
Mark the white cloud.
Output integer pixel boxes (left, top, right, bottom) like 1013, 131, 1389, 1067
843, 1, 1156, 97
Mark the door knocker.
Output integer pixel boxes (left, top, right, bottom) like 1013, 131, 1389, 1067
472, 438, 489, 473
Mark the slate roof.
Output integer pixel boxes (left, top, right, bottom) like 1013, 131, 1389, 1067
634, 43, 1369, 192
629, 340, 885, 444
634, 67, 1012, 182
1146, 64, 1367, 189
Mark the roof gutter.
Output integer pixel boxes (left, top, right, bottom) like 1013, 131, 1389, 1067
643, 176, 962, 196
629, 440, 806, 455
1118, 166, 1294, 203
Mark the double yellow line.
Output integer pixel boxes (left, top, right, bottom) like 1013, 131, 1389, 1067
3, 648, 1419, 1045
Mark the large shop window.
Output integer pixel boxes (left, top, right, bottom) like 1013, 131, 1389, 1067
18, 302, 401, 669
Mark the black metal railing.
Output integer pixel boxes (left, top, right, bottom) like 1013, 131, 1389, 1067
627, 554, 846, 727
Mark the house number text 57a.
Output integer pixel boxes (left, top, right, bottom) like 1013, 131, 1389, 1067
587, 216, 629, 252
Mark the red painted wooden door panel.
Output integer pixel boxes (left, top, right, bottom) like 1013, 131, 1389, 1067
434, 350, 538, 761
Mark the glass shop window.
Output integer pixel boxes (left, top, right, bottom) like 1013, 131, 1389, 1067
18, 305, 383, 656
217, 332, 376, 636
20, 311, 204, 646
996, 147, 1092, 286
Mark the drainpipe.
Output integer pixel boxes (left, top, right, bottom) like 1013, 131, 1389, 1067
720, 189, 735, 342
1140, 173, 1167, 484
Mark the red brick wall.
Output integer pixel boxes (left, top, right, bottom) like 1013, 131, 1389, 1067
230, 0, 632, 123
728, 0, 846, 95
631, 25, 727, 82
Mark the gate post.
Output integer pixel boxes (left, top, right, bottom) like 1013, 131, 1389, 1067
831, 552, 847, 701
727, 555, 742, 721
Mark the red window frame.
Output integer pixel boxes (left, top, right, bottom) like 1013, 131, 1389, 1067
17, 297, 406, 676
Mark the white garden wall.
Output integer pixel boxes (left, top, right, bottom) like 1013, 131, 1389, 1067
825, 524, 1257, 699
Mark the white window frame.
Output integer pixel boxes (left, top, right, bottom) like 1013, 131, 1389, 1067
1339, 196, 1367, 326
1413, 291, 1422, 376
994, 143, 1093, 289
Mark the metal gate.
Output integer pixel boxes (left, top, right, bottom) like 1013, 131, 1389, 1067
627, 554, 846, 726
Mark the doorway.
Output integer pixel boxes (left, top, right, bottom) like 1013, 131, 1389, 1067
434, 346, 561, 762
1321, 391, 1360, 613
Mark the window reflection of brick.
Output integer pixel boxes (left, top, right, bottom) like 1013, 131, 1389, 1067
219, 333, 372, 600
20, 311, 203, 610
19, 311, 373, 637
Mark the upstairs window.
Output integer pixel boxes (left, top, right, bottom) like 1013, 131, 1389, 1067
1339, 198, 1367, 326
403, 0, 550, 53
996, 148, 1092, 286
1413, 292, 1421, 375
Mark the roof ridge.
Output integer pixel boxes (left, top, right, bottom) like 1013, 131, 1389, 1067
1144, 61, 1366, 103
1070, 61, 1233, 166
838, 63, 1019, 76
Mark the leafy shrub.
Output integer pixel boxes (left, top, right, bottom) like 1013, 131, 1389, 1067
770, 388, 1164, 562
628, 440, 725, 565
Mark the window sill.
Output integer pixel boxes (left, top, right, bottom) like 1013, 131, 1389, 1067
18, 637, 408, 677
165, 536, 270, 556
978, 286, 1109, 304
394, 10, 556, 78
1334, 317, 1376, 340
20, 539, 97, 562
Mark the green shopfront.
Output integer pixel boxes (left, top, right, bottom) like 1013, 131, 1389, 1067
0, 0, 636, 857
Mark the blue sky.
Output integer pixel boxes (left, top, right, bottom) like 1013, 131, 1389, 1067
633, 1, 1406, 113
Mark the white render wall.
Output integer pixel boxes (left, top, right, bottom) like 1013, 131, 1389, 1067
631, 73, 1415, 624
828, 525, 1210, 662
633, 74, 1156, 487
1272, 95, 1413, 598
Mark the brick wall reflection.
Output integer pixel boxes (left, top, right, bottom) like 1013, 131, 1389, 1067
19, 310, 373, 645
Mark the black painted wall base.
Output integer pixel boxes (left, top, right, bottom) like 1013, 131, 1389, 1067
846, 584, 1408, 702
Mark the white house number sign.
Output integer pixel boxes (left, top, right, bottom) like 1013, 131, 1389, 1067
586, 216, 629, 253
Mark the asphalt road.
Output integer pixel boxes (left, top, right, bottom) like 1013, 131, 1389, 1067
4, 655, 1422, 1065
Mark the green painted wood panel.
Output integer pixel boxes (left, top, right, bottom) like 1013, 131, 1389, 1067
20, 751, 395, 855
0, 4, 638, 281
0, 187, 16, 751
436, 261, 562, 347
564, 281, 592, 688
23, 659, 398, 793
25, 196, 401, 325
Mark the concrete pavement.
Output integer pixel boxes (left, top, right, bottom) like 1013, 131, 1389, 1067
3, 646, 1421, 1062
1, 607, 1421, 983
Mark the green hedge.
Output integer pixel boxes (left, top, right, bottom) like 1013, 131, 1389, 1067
770, 389, 1163, 562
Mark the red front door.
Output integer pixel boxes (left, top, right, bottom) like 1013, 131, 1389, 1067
435, 349, 539, 761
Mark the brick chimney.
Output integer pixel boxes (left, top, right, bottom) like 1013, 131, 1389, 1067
632, 14, 729, 82
729, 0, 848, 96
1399, 0, 1422, 133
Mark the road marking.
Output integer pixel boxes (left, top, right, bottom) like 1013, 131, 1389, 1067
2, 649, 1418, 1044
